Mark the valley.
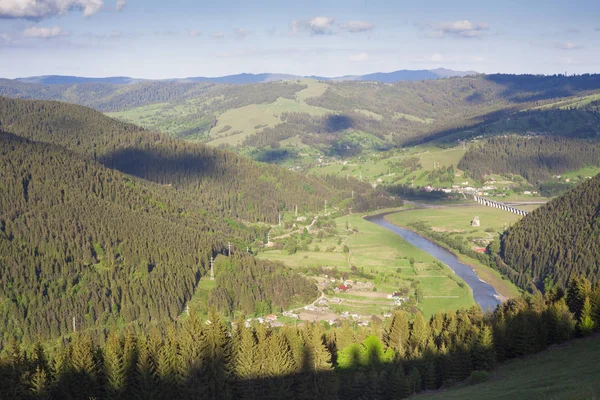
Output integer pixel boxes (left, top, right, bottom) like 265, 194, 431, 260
1, 72, 600, 400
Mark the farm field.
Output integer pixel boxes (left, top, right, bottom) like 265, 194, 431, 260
257, 212, 476, 323
309, 144, 469, 188
389, 205, 539, 240
386, 205, 533, 298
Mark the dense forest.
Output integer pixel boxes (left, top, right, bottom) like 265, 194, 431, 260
458, 135, 600, 183
0, 97, 404, 345
1, 277, 599, 399
498, 173, 600, 291
0, 96, 400, 224
0, 80, 306, 113
0, 133, 324, 345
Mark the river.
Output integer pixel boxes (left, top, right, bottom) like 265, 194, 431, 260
366, 213, 501, 312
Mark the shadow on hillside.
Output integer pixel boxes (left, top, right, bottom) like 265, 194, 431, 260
404, 106, 600, 146
483, 74, 600, 104
99, 147, 221, 185
324, 114, 354, 132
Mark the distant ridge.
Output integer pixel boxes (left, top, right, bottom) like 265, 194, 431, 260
15, 75, 141, 85
14, 68, 477, 85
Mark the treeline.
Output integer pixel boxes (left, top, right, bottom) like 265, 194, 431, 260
0, 133, 319, 345
499, 173, 600, 291
2, 279, 599, 399
458, 135, 600, 183
0, 80, 306, 113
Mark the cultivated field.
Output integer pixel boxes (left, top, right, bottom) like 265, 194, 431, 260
257, 212, 475, 323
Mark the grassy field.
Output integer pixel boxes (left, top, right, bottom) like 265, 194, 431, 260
310, 144, 469, 188
257, 212, 475, 320
207, 97, 331, 146
386, 205, 530, 299
417, 334, 600, 400
393, 112, 435, 124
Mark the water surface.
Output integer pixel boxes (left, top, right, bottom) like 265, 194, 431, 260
366, 213, 501, 311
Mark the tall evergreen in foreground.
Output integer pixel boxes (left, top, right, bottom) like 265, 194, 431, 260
1, 280, 600, 399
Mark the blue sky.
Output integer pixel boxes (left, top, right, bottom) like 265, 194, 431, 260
0, 0, 599, 78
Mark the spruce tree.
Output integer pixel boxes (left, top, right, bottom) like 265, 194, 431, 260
384, 311, 409, 357
578, 296, 595, 336
197, 312, 232, 400
409, 312, 429, 355
472, 325, 496, 371
104, 332, 126, 400
29, 366, 50, 400
233, 325, 259, 399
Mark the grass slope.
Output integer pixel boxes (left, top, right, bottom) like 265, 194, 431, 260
417, 334, 600, 400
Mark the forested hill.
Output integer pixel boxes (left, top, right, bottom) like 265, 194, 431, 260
0, 96, 393, 223
499, 173, 600, 290
0, 132, 323, 344
2, 74, 600, 149
458, 136, 600, 183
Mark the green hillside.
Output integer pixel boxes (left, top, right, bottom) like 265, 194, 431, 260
0, 96, 398, 224
418, 334, 600, 400
498, 173, 600, 290
0, 132, 321, 344
2, 74, 600, 158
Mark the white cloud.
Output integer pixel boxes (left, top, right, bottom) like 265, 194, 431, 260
23, 26, 69, 38
211, 32, 225, 39
233, 28, 251, 39
0, 0, 103, 19
308, 16, 334, 34
340, 20, 374, 33
188, 30, 201, 37
115, 0, 126, 11
555, 42, 581, 50
429, 20, 490, 38
349, 52, 369, 62
291, 16, 335, 35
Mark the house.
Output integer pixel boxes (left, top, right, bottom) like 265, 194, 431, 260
475, 247, 487, 253
266, 314, 278, 322
338, 284, 350, 292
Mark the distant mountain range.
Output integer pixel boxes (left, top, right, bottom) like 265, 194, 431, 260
14, 68, 477, 85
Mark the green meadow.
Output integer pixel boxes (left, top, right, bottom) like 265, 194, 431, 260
257, 212, 476, 320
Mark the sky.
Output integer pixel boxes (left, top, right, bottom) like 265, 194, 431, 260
0, 0, 599, 79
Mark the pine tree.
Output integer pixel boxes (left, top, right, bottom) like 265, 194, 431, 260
134, 333, 157, 400
385, 365, 410, 400
197, 311, 233, 400
296, 324, 338, 400
156, 324, 182, 398
384, 311, 409, 357
29, 366, 50, 400
70, 333, 98, 399
264, 332, 296, 400
408, 367, 421, 394
578, 296, 595, 336
233, 324, 259, 399
472, 325, 495, 371
409, 312, 429, 353
104, 332, 126, 400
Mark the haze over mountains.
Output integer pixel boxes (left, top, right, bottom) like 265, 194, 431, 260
14, 67, 477, 85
